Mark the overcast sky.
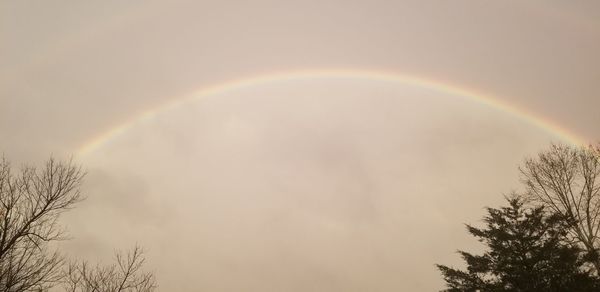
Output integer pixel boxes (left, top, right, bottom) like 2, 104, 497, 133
1, 1, 600, 291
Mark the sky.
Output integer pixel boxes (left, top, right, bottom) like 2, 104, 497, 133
1, 1, 600, 291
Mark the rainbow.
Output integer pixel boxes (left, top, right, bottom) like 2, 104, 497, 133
76, 69, 585, 157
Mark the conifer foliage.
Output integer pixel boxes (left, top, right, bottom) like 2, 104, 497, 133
437, 197, 600, 291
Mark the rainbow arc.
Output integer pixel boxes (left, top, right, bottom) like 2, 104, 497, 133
77, 69, 585, 157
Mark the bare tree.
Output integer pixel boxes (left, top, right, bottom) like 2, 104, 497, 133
521, 143, 600, 271
63, 246, 156, 292
0, 157, 84, 291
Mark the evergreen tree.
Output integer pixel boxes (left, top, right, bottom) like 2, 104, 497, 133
437, 196, 600, 291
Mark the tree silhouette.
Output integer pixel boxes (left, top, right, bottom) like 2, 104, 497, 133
0, 158, 84, 291
0, 157, 156, 292
63, 246, 156, 292
437, 196, 600, 291
521, 143, 600, 271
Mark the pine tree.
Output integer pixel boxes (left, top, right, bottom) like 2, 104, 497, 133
437, 196, 600, 291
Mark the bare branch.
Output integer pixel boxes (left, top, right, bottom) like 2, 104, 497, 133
0, 157, 84, 291
62, 246, 157, 292
521, 143, 600, 272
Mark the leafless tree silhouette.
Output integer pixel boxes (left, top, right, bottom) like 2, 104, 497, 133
0, 157, 156, 292
63, 246, 156, 292
521, 143, 600, 271
0, 157, 84, 291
